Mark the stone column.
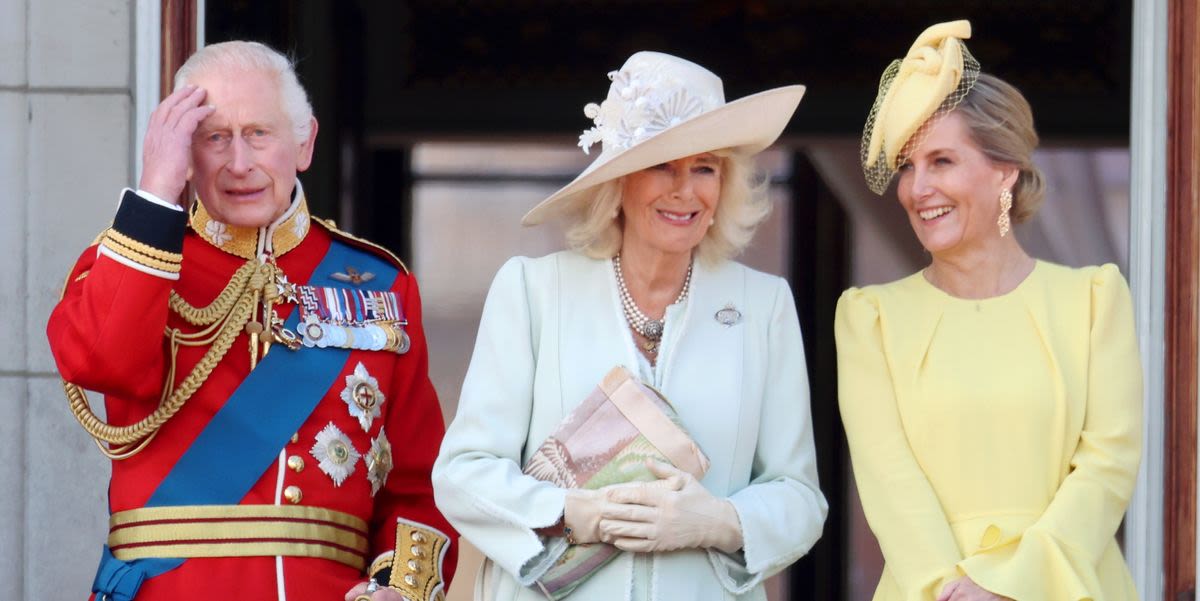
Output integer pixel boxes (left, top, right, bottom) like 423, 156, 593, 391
1, 0, 136, 598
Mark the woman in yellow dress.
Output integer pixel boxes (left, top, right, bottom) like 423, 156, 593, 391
836, 20, 1143, 601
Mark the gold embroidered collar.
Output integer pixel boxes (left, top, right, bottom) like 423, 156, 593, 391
190, 182, 312, 260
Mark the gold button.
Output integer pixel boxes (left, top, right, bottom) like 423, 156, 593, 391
407, 559, 419, 571
287, 455, 305, 472
290, 433, 299, 444
410, 545, 424, 557
411, 531, 426, 543
284, 485, 303, 504
404, 574, 416, 586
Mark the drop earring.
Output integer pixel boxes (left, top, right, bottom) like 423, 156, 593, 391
998, 188, 1013, 237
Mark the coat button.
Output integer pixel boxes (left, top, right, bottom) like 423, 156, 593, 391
287, 455, 305, 472
284, 485, 303, 504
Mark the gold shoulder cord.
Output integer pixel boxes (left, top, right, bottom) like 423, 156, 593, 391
313, 217, 410, 275
65, 259, 280, 459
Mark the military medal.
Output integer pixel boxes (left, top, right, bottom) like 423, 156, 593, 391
310, 422, 361, 486
291, 278, 410, 354
366, 429, 394, 496
396, 329, 411, 354
341, 362, 385, 431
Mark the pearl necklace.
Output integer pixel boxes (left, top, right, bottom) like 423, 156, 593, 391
613, 254, 693, 353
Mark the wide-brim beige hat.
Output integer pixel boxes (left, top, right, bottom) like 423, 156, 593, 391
522, 51, 805, 225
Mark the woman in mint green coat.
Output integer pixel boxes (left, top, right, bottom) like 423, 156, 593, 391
432, 51, 826, 600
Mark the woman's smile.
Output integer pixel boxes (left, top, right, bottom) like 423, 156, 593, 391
656, 209, 701, 225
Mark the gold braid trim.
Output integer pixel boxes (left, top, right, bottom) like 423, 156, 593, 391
104, 229, 184, 263
65, 260, 279, 459
101, 234, 183, 274
387, 520, 450, 601
169, 262, 258, 325
368, 552, 394, 580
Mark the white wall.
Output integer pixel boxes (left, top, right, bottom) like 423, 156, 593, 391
0, 0, 134, 598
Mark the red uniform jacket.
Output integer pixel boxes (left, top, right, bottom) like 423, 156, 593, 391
47, 189, 457, 601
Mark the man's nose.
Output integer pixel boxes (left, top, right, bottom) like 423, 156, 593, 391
227, 136, 253, 175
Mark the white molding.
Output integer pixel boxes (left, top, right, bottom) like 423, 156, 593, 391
1125, 1, 1168, 600
196, 0, 205, 48
133, 0, 161, 184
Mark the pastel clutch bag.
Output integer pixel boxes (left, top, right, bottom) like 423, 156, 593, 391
522, 365, 710, 599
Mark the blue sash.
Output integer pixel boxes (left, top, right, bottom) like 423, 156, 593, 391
93, 240, 400, 601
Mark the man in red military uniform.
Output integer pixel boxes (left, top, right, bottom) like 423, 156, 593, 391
47, 40, 456, 601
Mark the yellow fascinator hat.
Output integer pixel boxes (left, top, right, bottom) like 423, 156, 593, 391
861, 20, 980, 194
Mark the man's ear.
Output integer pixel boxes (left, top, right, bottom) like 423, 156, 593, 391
296, 117, 318, 172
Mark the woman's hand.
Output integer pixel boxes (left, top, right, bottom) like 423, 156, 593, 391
344, 580, 406, 601
560, 478, 685, 543
562, 488, 617, 544
597, 461, 743, 553
937, 577, 1011, 601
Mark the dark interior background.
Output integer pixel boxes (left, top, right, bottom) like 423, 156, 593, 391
205, 2, 1131, 598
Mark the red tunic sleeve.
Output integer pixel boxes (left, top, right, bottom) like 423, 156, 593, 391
47, 190, 188, 406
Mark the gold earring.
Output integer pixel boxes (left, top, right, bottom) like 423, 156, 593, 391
998, 188, 1013, 237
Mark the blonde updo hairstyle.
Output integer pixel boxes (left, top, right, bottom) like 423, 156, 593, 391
564, 149, 771, 266
953, 73, 1046, 223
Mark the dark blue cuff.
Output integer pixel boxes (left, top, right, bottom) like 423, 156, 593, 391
111, 190, 188, 254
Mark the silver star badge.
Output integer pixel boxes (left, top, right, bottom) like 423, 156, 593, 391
310, 422, 361, 487
340, 362, 385, 431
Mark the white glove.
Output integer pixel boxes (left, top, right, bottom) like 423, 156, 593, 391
597, 461, 743, 553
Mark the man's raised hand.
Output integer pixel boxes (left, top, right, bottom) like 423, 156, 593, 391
137, 85, 216, 204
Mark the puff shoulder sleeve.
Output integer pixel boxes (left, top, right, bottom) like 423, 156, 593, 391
958, 264, 1143, 599
835, 288, 962, 600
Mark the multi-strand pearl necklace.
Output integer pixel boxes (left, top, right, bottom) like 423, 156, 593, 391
613, 253, 693, 353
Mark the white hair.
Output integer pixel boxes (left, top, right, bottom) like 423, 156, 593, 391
174, 41, 314, 144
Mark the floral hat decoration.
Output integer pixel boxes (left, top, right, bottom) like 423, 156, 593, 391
861, 20, 979, 194
522, 51, 806, 225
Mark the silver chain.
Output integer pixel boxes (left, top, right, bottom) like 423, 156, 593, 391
613, 253, 692, 347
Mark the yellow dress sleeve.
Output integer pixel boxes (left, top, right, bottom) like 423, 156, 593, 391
835, 288, 962, 601
958, 264, 1144, 600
